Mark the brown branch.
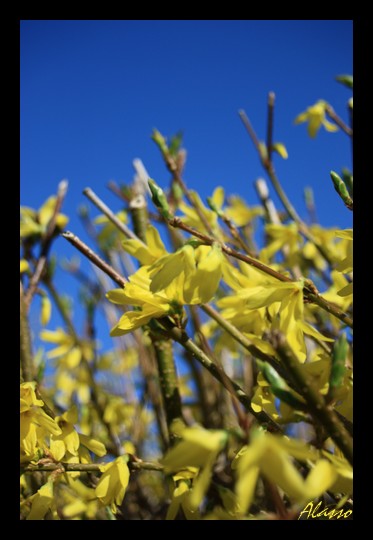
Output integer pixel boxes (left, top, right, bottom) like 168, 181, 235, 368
239, 109, 333, 267
22, 460, 164, 474
266, 92, 275, 163
20, 282, 34, 382
61, 231, 127, 288
24, 180, 68, 309
325, 105, 353, 137
167, 217, 353, 328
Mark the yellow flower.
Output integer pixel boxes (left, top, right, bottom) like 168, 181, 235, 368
224, 196, 263, 227
294, 100, 339, 138
20, 382, 62, 461
20, 196, 68, 239
233, 432, 337, 514
50, 406, 106, 463
149, 243, 224, 305
26, 480, 56, 520
121, 224, 168, 265
178, 190, 220, 233
260, 223, 302, 263
95, 456, 130, 512
218, 278, 332, 362
107, 244, 224, 336
94, 210, 128, 248
335, 229, 353, 273
40, 328, 93, 368
161, 423, 227, 511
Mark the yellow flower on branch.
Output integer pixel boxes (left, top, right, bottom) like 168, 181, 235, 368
95, 456, 130, 513
224, 196, 263, 227
107, 243, 224, 336
40, 328, 93, 369
218, 278, 333, 362
20, 382, 62, 461
233, 431, 338, 514
294, 100, 339, 138
26, 480, 56, 520
49, 406, 106, 464
161, 423, 228, 512
20, 196, 68, 239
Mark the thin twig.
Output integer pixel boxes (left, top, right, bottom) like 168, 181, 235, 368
83, 187, 138, 241
61, 231, 127, 288
167, 217, 353, 328
20, 281, 34, 382
161, 321, 282, 433
325, 105, 353, 137
239, 109, 333, 266
266, 92, 275, 163
22, 460, 164, 474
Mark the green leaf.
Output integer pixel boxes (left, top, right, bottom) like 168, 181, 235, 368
335, 75, 353, 89
169, 131, 184, 157
272, 142, 288, 159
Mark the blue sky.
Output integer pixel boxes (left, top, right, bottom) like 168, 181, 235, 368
20, 20, 352, 345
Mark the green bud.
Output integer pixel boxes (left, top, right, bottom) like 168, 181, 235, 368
151, 129, 169, 156
330, 333, 348, 392
330, 171, 353, 210
335, 75, 353, 89
256, 360, 306, 411
341, 168, 353, 198
148, 179, 172, 220
171, 181, 183, 202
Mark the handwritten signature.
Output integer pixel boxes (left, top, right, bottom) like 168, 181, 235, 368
298, 501, 352, 520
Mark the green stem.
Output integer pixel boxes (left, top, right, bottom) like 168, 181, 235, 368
130, 196, 182, 444
163, 321, 281, 433
272, 332, 353, 466
151, 335, 182, 435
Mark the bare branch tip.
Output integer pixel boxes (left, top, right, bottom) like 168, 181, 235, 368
58, 179, 69, 195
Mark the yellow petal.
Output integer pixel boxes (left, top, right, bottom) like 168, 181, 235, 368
323, 119, 339, 132
188, 457, 215, 510
40, 296, 52, 326
122, 238, 155, 265
79, 433, 107, 457
236, 465, 260, 514
26, 481, 54, 520
272, 142, 288, 159
294, 111, 308, 125
110, 305, 164, 336
145, 224, 167, 258
211, 186, 225, 209
303, 460, 337, 500
49, 439, 66, 461
337, 282, 353, 297
20, 259, 30, 273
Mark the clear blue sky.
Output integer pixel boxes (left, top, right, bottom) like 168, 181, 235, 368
20, 20, 352, 343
